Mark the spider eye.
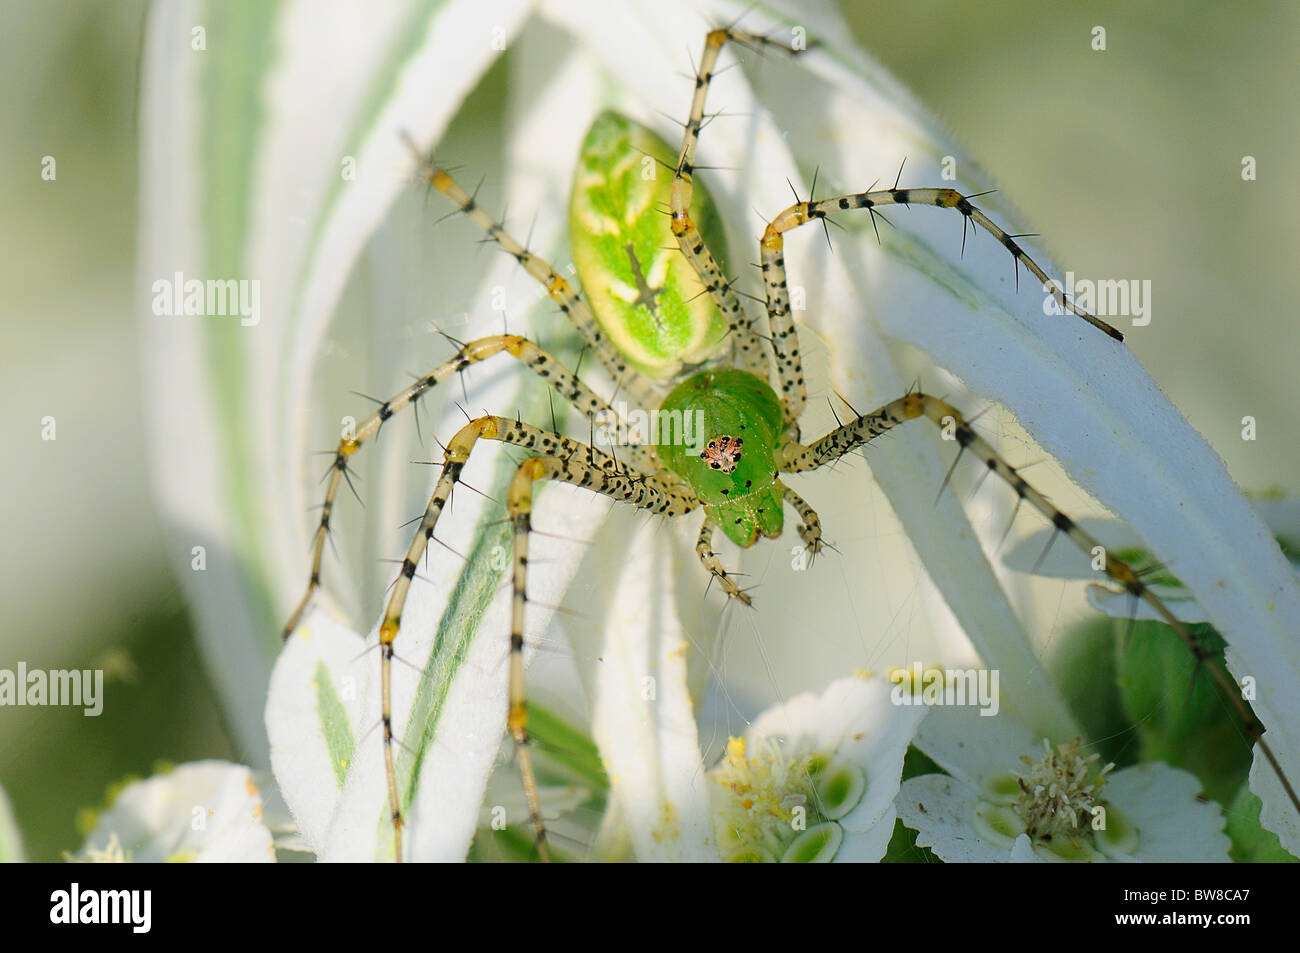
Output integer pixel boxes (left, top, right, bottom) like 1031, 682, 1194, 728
700, 433, 742, 474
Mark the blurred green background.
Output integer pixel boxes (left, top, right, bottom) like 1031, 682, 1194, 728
1, 0, 1295, 860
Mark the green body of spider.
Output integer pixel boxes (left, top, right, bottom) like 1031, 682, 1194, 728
570, 111, 786, 548
657, 368, 785, 546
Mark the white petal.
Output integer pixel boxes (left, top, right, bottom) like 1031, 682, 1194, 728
1008, 505, 1299, 624
1249, 755, 1300, 859
730, 0, 1077, 736
1105, 763, 1231, 862
77, 761, 275, 863
748, 676, 924, 835
1009, 833, 1043, 863
265, 605, 365, 854
139, 0, 275, 761
570, 509, 719, 862
139, 0, 535, 761
911, 704, 1043, 784
833, 807, 898, 863
897, 774, 1013, 863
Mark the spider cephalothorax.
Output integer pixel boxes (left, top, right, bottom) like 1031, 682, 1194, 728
659, 368, 783, 547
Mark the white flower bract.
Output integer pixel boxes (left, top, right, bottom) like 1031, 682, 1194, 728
74, 761, 275, 863
898, 707, 1231, 862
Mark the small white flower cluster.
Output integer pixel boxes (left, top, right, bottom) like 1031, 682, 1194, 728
76, 684, 1240, 864
710, 737, 862, 862
972, 739, 1135, 862
72, 761, 275, 863
899, 707, 1230, 863
705, 676, 924, 863
1015, 740, 1113, 840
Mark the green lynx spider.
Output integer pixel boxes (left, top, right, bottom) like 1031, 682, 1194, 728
282, 27, 1299, 861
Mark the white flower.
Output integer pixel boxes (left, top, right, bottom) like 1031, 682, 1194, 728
897, 707, 1230, 862
139, 0, 1300, 859
708, 676, 925, 863
73, 761, 275, 863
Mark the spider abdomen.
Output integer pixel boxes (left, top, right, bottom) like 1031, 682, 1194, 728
569, 112, 731, 379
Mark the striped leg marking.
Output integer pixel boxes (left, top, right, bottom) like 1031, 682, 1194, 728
504, 449, 698, 858
408, 150, 660, 411
695, 517, 752, 605
783, 391, 1300, 819
379, 416, 697, 861
670, 27, 806, 379
281, 334, 656, 644
761, 187, 1125, 427
779, 481, 823, 558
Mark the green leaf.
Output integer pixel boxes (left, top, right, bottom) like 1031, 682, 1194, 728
900, 744, 945, 782
1046, 617, 1132, 767
1117, 621, 1251, 805
527, 705, 609, 794
881, 818, 940, 864
1225, 785, 1299, 863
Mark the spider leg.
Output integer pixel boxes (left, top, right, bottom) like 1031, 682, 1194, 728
670, 27, 807, 379
695, 516, 752, 605
377, 416, 696, 862
505, 425, 698, 860
777, 480, 823, 558
760, 186, 1124, 428
407, 148, 660, 410
282, 334, 657, 642
782, 390, 1300, 819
